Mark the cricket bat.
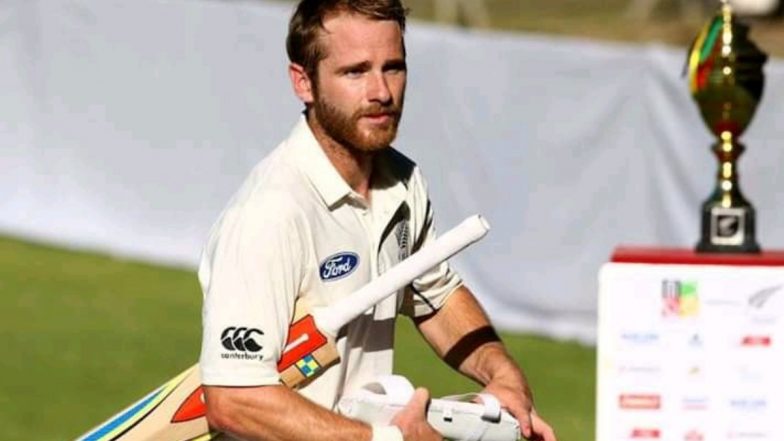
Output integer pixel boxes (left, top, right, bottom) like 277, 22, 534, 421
76, 214, 490, 441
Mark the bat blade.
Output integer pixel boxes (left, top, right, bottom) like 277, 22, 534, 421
74, 303, 332, 441
76, 365, 212, 441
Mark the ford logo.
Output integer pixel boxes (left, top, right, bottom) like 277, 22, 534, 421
319, 252, 359, 281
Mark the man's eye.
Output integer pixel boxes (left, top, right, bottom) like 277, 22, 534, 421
385, 63, 407, 74
345, 69, 364, 77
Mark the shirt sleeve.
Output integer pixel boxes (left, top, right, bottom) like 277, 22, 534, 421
400, 169, 463, 318
198, 192, 307, 386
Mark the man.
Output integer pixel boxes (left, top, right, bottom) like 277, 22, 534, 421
198, 1, 557, 440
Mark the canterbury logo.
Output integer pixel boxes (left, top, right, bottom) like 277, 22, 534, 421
221, 327, 264, 352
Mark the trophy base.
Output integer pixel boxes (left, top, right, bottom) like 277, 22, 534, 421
695, 205, 761, 254
695, 240, 761, 254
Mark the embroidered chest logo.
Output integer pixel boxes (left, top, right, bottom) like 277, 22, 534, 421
395, 220, 410, 262
319, 252, 360, 281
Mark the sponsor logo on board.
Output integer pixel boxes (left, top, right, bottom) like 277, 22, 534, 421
619, 394, 661, 410
729, 397, 767, 413
662, 280, 699, 318
727, 430, 770, 439
681, 396, 709, 411
741, 335, 772, 347
684, 430, 704, 441
618, 363, 662, 376
630, 428, 661, 439
619, 332, 660, 346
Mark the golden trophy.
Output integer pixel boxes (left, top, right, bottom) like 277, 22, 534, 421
688, 0, 768, 253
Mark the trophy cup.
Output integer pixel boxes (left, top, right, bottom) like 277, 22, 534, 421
687, 0, 768, 253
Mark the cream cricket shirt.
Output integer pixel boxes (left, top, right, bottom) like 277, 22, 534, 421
199, 116, 462, 411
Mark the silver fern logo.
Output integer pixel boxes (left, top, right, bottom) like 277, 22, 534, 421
394, 220, 410, 261
746, 285, 782, 324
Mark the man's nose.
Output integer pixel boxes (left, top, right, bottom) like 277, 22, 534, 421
367, 72, 392, 104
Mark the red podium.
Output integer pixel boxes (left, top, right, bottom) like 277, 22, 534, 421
611, 247, 784, 267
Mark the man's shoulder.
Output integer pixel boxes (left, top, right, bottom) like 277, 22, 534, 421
222, 142, 308, 215
247, 140, 302, 186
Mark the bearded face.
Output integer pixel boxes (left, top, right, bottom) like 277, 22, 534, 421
302, 14, 407, 154
311, 86, 404, 153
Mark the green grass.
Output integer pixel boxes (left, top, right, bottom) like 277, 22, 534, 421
0, 235, 594, 441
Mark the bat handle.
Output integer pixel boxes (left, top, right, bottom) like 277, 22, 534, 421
315, 214, 489, 336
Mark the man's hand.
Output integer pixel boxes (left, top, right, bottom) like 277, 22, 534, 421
481, 374, 557, 441
391, 388, 443, 441
413, 286, 558, 441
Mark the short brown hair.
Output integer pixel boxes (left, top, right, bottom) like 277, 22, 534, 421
286, 0, 408, 77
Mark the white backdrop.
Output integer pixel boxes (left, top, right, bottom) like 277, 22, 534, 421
2, 0, 784, 344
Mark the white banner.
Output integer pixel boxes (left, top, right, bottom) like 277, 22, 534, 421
597, 262, 784, 440
2, 0, 784, 343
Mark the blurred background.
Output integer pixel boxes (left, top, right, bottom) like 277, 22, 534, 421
1, 0, 783, 440
383, 0, 784, 55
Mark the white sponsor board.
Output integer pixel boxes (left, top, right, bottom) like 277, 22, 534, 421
597, 254, 784, 441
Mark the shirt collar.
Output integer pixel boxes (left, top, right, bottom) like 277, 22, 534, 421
288, 115, 409, 211
288, 116, 353, 209
371, 151, 408, 210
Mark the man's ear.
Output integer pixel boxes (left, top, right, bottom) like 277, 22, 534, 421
289, 63, 314, 104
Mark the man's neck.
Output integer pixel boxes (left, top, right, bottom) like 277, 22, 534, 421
307, 114, 374, 201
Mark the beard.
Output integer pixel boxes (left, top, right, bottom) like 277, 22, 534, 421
312, 93, 403, 153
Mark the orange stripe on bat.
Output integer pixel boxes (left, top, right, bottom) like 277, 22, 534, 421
172, 387, 207, 423
277, 315, 327, 371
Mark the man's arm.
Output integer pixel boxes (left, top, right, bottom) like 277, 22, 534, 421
205, 384, 442, 441
205, 385, 370, 441
412, 286, 557, 441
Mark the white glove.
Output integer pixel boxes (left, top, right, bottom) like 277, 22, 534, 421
338, 375, 521, 441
